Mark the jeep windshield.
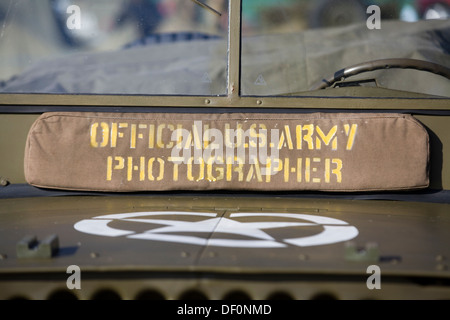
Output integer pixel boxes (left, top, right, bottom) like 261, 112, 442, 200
1, 0, 450, 303
0, 0, 449, 97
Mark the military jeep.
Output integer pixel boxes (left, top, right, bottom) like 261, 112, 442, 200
0, 0, 449, 301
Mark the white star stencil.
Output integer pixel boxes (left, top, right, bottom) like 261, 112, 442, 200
74, 211, 359, 248
126, 217, 313, 247
126, 217, 313, 240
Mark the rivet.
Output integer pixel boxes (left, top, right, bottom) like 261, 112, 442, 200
0, 177, 9, 186
436, 263, 448, 271
0, 254, 7, 260
205, 99, 211, 105
90, 252, 100, 258
298, 254, 309, 261
256, 100, 263, 105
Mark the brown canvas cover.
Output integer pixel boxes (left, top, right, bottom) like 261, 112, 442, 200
24, 112, 429, 192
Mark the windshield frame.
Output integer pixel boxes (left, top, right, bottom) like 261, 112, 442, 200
0, 0, 449, 111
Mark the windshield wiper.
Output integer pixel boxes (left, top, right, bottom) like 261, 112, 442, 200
310, 58, 450, 90
191, 0, 222, 16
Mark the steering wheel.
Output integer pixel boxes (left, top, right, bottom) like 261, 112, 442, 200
310, 58, 450, 91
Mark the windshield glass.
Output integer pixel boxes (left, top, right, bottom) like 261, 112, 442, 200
1, 0, 449, 98
0, 0, 228, 95
241, 0, 450, 97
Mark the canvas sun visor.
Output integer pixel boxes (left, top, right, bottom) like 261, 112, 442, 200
24, 112, 429, 192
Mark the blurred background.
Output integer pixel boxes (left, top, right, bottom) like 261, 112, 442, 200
242, 0, 450, 35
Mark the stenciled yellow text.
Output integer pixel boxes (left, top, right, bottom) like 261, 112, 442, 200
89, 121, 358, 185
